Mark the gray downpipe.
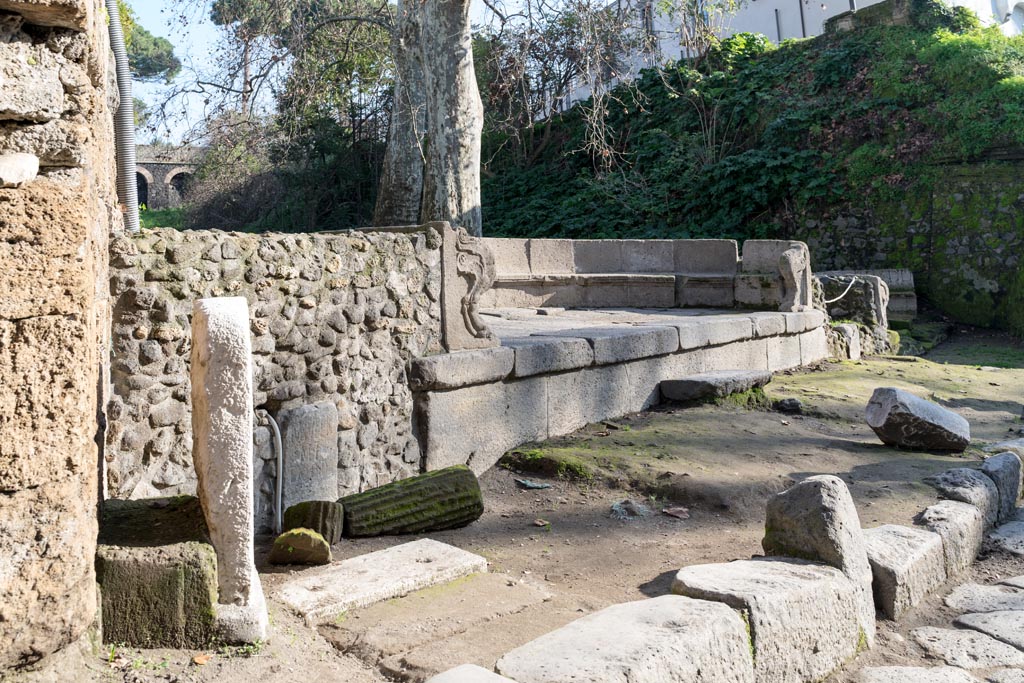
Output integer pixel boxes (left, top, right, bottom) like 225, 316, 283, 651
105, 0, 140, 234
257, 409, 285, 534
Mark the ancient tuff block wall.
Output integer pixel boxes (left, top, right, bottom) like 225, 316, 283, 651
0, 0, 118, 670
798, 161, 1024, 335
106, 227, 442, 516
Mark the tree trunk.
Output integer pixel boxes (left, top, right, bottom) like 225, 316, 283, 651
373, 0, 426, 226
419, 0, 484, 236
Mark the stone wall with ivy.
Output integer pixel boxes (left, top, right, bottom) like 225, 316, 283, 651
106, 227, 442, 512
799, 161, 1024, 336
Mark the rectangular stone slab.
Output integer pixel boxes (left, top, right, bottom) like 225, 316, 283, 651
864, 524, 947, 620
661, 369, 772, 402
277, 539, 488, 625
672, 558, 861, 683
495, 595, 755, 683
954, 610, 1024, 651
916, 500, 984, 577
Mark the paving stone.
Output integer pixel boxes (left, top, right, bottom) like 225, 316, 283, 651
983, 453, 1023, 523
988, 669, 1024, 683
277, 539, 488, 626
865, 387, 971, 451
863, 524, 947, 619
425, 665, 518, 683
1000, 575, 1024, 590
409, 347, 515, 390
956, 611, 1024, 650
925, 468, 1000, 528
762, 475, 876, 647
945, 583, 1024, 613
502, 336, 594, 377
495, 595, 755, 683
543, 325, 679, 364
911, 626, 1024, 669
991, 522, 1024, 556
672, 558, 861, 683
916, 500, 985, 576
661, 369, 772, 402
858, 666, 984, 682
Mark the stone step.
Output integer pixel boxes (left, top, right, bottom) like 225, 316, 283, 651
672, 558, 861, 683
660, 369, 772, 401
276, 539, 488, 626
863, 524, 947, 620
495, 595, 755, 683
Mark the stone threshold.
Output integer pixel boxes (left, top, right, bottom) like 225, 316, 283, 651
411, 307, 829, 475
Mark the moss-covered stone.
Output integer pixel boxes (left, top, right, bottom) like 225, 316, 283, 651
268, 528, 332, 565
283, 500, 344, 544
96, 496, 219, 648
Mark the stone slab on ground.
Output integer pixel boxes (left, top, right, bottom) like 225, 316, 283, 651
321, 572, 551, 660
425, 665, 518, 683
925, 468, 1000, 528
955, 611, 1024, 650
865, 387, 971, 451
863, 524, 947, 619
917, 500, 985, 576
858, 666, 983, 682
984, 452, 1024, 523
761, 475, 876, 648
671, 558, 861, 683
660, 369, 772, 402
911, 626, 1024, 669
945, 583, 1024, 613
277, 539, 488, 626
991, 521, 1024, 556
278, 401, 340, 513
495, 595, 755, 683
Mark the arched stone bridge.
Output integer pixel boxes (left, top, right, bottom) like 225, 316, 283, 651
136, 145, 203, 209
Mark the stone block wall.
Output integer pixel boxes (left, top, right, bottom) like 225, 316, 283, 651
0, 0, 117, 670
106, 227, 442, 520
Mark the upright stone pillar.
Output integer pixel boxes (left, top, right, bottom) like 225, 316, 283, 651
191, 297, 267, 643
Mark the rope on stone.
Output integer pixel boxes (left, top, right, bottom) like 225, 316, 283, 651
822, 275, 861, 305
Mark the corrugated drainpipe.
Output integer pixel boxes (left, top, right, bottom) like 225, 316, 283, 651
105, 0, 140, 234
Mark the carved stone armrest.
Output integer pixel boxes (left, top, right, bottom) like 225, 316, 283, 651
432, 221, 499, 352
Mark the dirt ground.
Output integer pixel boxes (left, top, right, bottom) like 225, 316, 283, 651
33, 327, 1024, 683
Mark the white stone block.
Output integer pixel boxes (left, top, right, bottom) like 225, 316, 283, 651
799, 328, 830, 365
409, 347, 515, 390
425, 664, 518, 683
672, 558, 862, 683
572, 239, 623, 273
545, 363, 633, 436
278, 539, 488, 626
621, 239, 675, 272
768, 334, 803, 372
983, 452, 1023, 523
0, 152, 38, 188
955, 610, 1024, 651
496, 595, 755, 683
858, 666, 983, 683
190, 296, 267, 643
543, 326, 678, 364
705, 317, 755, 346
527, 239, 574, 274
484, 238, 531, 275
863, 524, 947, 619
911, 626, 1024, 669
916, 500, 984, 576
673, 239, 739, 275
503, 336, 594, 377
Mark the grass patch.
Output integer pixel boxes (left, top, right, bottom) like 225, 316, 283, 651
140, 206, 185, 230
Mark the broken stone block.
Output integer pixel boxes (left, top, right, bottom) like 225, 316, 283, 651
762, 475, 876, 648
191, 297, 267, 643
425, 665, 517, 683
278, 401, 340, 512
95, 497, 218, 648
911, 626, 1024, 669
865, 387, 970, 451
925, 468, 1000, 528
955, 610, 1024, 650
660, 369, 772, 402
672, 558, 862, 683
278, 539, 487, 625
863, 524, 946, 619
283, 500, 344, 544
915, 500, 984, 576
982, 452, 1023, 523
495, 595, 755, 683
268, 528, 332, 566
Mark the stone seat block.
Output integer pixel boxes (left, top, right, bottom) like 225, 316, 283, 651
409, 347, 515, 391
916, 500, 985, 576
661, 369, 772, 402
672, 558, 862, 683
502, 335, 594, 377
864, 524, 947, 619
540, 325, 679, 364
96, 496, 219, 648
495, 594, 755, 683
982, 452, 1023, 523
